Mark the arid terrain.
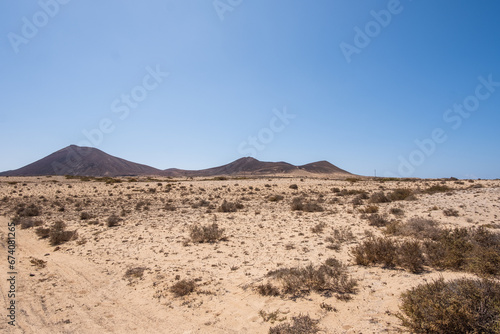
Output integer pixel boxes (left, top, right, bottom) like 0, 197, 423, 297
1, 175, 499, 333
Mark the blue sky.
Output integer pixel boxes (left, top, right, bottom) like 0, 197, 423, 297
1, 0, 499, 178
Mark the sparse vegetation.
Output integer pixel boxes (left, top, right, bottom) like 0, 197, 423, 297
189, 222, 226, 243
217, 200, 244, 212
170, 279, 196, 297
265, 258, 357, 298
49, 221, 78, 246
106, 214, 122, 227
291, 197, 324, 212
269, 314, 320, 334
398, 277, 500, 333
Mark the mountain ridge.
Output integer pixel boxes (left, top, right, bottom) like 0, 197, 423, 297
0, 145, 353, 177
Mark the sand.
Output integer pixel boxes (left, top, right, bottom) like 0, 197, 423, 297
0, 176, 499, 333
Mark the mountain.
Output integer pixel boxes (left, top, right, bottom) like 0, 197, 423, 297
299, 161, 351, 174
0, 145, 353, 177
0, 145, 161, 177
160, 157, 300, 177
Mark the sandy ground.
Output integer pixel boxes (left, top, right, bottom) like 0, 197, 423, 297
0, 176, 499, 333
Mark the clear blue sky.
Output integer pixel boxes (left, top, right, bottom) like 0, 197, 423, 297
1, 0, 499, 178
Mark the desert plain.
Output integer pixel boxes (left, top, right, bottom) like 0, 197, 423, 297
1, 175, 499, 333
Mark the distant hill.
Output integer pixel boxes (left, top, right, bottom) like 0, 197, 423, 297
0, 145, 161, 177
0, 145, 353, 177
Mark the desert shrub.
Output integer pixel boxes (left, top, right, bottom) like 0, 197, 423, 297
106, 214, 122, 227
367, 213, 390, 227
189, 222, 226, 243
217, 200, 244, 212
268, 195, 284, 202
423, 184, 451, 194
311, 222, 326, 234
256, 283, 280, 296
19, 218, 42, 229
361, 205, 379, 213
387, 188, 414, 201
351, 237, 398, 268
291, 198, 323, 212
269, 314, 320, 334
163, 203, 176, 211
80, 212, 92, 220
124, 267, 147, 280
443, 208, 459, 217
388, 217, 441, 241
170, 279, 196, 297
397, 240, 425, 273
389, 207, 404, 216
266, 259, 357, 298
49, 221, 77, 246
16, 203, 41, 217
398, 277, 500, 333
325, 226, 355, 249
35, 227, 50, 239
369, 192, 390, 203
289, 184, 298, 190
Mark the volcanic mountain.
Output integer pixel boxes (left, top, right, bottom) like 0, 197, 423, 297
0, 145, 161, 177
0, 145, 352, 177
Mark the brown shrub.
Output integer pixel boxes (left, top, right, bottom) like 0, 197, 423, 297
398, 277, 500, 333
217, 200, 244, 212
189, 222, 226, 243
170, 279, 196, 297
369, 192, 390, 203
269, 314, 320, 334
49, 221, 77, 246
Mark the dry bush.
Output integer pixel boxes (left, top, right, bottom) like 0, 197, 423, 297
163, 203, 176, 211
398, 277, 500, 333
266, 258, 357, 298
369, 192, 390, 203
256, 283, 280, 297
268, 194, 284, 202
189, 222, 226, 243
351, 237, 398, 268
361, 205, 379, 213
423, 184, 451, 194
16, 203, 41, 217
311, 222, 326, 234
170, 279, 196, 297
325, 226, 355, 250
389, 207, 404, 216
398, 240, 425, 273
106, 214, 122, 227
443, 208, 459, 217
269, 314, 320, 334
124, 267, 147, 280
387, 188, 414, 201
49, 221, 77, 246
291, 197, 324, 212
19, 218, 43, 229
387, 217, 441, 241
217, 200, 244, 212
80, 212, 92, 220
35, 227, 50, 239
367, 214, 390, 227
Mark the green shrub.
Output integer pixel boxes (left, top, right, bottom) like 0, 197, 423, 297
398, 277, 500, 333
